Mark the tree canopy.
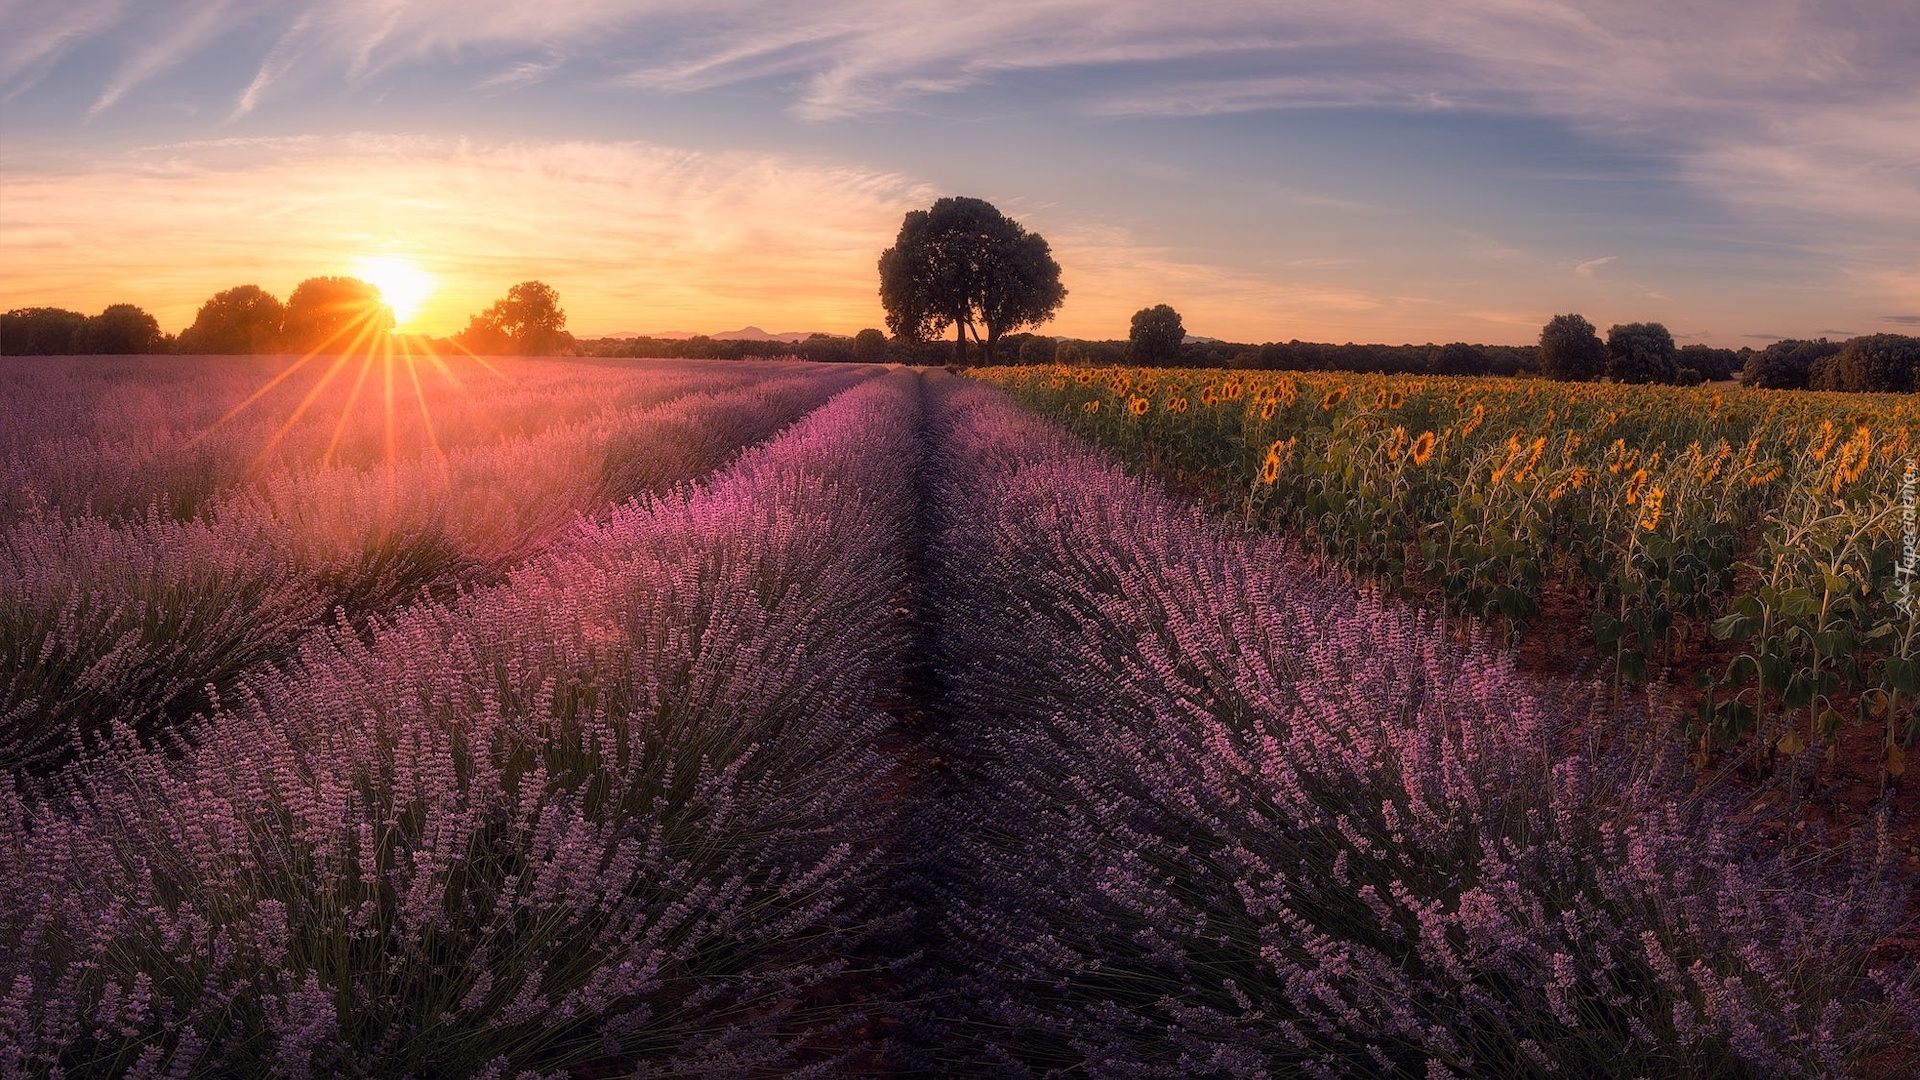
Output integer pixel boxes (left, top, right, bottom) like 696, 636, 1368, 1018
851, 328, 889, 363
73, 304, 164, 354
1605, 322, 1678, 385
1018, 336, 1059, 365
177, 285, 286, 354
1428, 342, 1487, 376
0, 308, 88, 355
1742, 338, 1838, 390
1128, 304, 1185, 365
282, 277, 393, 353
878, 197, 1065, 363
456, 281, 572, 356
1538, 314, 1607, 382
1833, 334, 1920, 394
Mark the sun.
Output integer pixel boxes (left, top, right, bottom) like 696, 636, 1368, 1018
353, 255, 435, 328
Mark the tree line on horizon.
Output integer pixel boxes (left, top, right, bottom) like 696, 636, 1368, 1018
1, 278, 573, 358
8, 199, 1917, 391
861, 196, 1920, 390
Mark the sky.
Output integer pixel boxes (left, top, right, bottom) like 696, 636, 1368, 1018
1, 1, 1917, 346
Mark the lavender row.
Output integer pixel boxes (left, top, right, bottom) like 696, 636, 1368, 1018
916, 379, 1917, 1077
0, 370, 923, 1077
0, 366, 870, 775
0, 355, 761, 527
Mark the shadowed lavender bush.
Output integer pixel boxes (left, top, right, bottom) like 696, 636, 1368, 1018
0, 367, 866, 777
0, 372, 922, 1076
917, 380, 1917, 1077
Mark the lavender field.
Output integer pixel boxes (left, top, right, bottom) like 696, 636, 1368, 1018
2, 357, 1917, 1077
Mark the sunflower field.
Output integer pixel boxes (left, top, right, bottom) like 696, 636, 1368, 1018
972, 364, 1920, 780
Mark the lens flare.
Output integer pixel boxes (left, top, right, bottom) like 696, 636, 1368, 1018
353, 255, 435, 327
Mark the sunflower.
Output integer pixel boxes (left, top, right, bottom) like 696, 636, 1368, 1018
1638, 485, 1665, 530
1410, 430, 1437, 466
1880, 428, 1910, 462
1460, 403, 1485, 437
1833, 426, 1872, 490
1128, 397, 1151, 416
1260, 437, 1297, 484
1223, 379, 1244, 401
1083, 399, 1101, 413
1699, 440, 1730, 485
1511, 436, 1548, 485
1323, 386, 1349, 411
1624, 468, 1651, 505
1606, 438, 1634, 475
1810, 419, 1839, 462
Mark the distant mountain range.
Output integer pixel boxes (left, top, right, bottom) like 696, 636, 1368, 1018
586, 326, 821, 343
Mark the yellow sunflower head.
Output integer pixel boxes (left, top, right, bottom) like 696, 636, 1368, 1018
1410, 430, 1436, 466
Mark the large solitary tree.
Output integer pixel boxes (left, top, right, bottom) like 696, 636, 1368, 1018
1537, 313, 1607, 381
283, 277, 393, 353
878, 197, 1065, 363
177, 285, 286, 354
1128, 304, 1185, 365
455, 280, 572, 356
1605, 322, 1679, 385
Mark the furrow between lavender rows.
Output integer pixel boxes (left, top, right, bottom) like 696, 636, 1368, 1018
905, 377, 1915, 1076
0, 365, 872, 775
0, 370, 924, 1077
